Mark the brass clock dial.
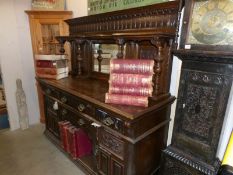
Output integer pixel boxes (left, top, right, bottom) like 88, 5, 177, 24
188, 0, 233, 45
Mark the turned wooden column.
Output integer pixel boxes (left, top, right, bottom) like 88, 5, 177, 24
151, 37, 172, 98
116, 38, 125, 59
75, 39, 84, 76
96, 46, 103, 72
56, 37, 66, 55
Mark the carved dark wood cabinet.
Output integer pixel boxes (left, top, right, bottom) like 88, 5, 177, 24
37, 1, 183, 174
160, 51, 233, 175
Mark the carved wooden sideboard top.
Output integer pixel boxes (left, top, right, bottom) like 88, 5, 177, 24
65, 1, 181, 37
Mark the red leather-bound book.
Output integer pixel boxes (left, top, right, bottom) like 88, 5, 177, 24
75, 128, 92, 158
68, 126, 79, 159
36, 67, 68, 75
58, 121, 70, 148
63, 124, 72, 153
109, 73, 153, 88
109, 85, 153, 97
36, 59, 67, 68
110, 59, 154, 75
105, 93, 148, 107
36, 72, 68, 80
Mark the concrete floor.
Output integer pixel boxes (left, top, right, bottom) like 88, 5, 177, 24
0, 124, 85, 175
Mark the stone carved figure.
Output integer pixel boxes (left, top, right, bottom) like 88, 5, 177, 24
16, 79, 29, 130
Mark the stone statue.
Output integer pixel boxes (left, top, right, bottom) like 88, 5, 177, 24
16, 79, 29, 130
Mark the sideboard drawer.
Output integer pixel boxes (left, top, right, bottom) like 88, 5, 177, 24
99, 129, 125, 160
59, 105, 92, 128
41, 84, 59, 99
59, 91, 94, 116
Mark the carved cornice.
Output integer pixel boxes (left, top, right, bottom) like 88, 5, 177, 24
164, 147, 221, 175
65, 1, 180, 36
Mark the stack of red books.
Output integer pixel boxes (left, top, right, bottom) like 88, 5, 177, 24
35, 54, 68, 80
105, 59, 154, 107
58, 121, 92, 159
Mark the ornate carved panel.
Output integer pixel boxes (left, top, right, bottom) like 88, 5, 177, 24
99, 129, 124, 160
173, 68, 232, 165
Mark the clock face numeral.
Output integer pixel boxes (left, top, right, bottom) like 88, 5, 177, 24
187, 0, 233, 45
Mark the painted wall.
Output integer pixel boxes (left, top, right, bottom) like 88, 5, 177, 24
0, 0, 232, 160
0, 0, 35, 130
67, 0, 88, 17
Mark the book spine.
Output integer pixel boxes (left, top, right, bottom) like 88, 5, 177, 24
105, 93, 148, 107
58, 121, 70, 148
110, 59, 154, 74
71, 128, 79, 159
68, 126, 76, 158
36, 60, 67, 68
35, 54, 67, 61
36, 67, 68, 75
75, 128, 92, 158
109, 85, 153, 96
109, 73, 153, 88
36, 68, 57, 75
63, 124, 72, 152
36, 60, 54, 68
36, 72, 68, 80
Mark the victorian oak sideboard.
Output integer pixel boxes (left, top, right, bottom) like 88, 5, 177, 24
37, 1, 183, 174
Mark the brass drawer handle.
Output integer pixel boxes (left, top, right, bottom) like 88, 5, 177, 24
61, 96, 67, 103
46, 88, 51, 95
52, 101, 58, 111
103, 117, 114, 126
78, 104, 85, 112
61, 109, 67, 116
78, 118, 85, 126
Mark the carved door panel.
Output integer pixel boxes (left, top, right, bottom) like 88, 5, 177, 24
98, 148, 110, 175
46, 111, 60, 138
98, 147, 125, 175
110, 158, 124, 175
45, 97, 60, 138
172, 67, 232, 165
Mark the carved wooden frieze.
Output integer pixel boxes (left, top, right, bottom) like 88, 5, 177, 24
65, 1, 180, 36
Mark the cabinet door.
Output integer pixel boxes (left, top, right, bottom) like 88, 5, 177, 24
110, 158, 124, 175
34, 19, 63, 55
98, 148, 110, 175
45, 97, 60, 138
98, 147, 125, 175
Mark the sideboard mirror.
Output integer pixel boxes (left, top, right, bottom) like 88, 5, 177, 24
92, 44, 118, 74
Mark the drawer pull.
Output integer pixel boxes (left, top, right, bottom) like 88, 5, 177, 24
61, 96, 67, 103
46, 89, 51, 95
103, 117, 114, 126
78, 118, 85, 126
53, 101, 58, 110
61, 109, 67, 116
78, 104, 85, 112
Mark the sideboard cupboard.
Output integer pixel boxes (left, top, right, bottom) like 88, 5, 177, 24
37, 1, 183, 174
